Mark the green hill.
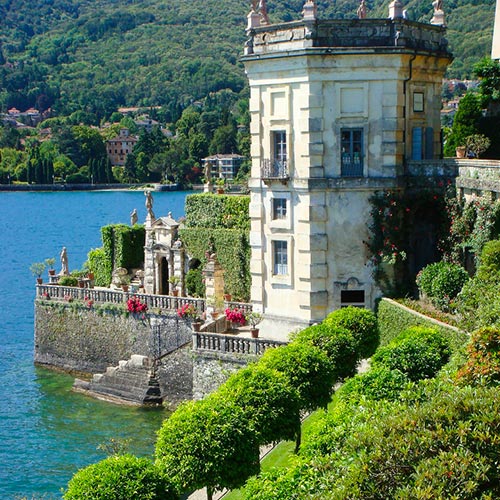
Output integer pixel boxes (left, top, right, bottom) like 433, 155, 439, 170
0, 0, 495, 119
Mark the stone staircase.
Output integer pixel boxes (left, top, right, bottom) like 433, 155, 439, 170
73, 354, 162, 405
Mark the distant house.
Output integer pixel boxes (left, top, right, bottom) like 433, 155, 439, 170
202, 154, 245, 180
134, 117, 160, 133
106, 128, 138, 167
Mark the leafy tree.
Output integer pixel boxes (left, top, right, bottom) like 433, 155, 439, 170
444, 92, 483, 157
259, 342, 335, 412
474, 57, 500, 106
155, 395, 260, 500
217, 364, 301, 446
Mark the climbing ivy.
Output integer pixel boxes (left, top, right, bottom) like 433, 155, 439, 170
179, 228, 250, 302
85, 224, 145, 287
184, 193, 250, 230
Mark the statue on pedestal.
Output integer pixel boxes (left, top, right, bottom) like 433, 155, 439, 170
145, 191, 155, 219
130, 208, 138, 226
60, 247, 69, 276
430, 0, 446, 25
357, 0, 367, 19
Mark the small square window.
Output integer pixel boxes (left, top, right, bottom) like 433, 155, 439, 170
272, 198, 287, 220
413, 92, 424, 112
273, 240, 288, 275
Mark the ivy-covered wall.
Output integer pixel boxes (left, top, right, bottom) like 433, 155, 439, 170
87, 224, 145, 286
180, 193, 251, 301
184, 193, 250, 231
377, 298, 467, 353
179, 228, 250, 302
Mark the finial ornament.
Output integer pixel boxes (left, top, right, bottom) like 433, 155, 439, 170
259, 0, 269, 24
302, 0, 317, 21
430, 0, 446, 26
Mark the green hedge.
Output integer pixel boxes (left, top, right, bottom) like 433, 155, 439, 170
86, 224, 145, 287
87, 247, 112, 287
179, 227, 250, 301
184, 193, 250, 231
377, 298, 467, 353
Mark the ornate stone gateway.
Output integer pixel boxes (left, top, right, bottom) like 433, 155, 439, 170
143, 192, 185, 295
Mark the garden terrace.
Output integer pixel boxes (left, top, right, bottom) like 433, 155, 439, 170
193, 332, 286, 355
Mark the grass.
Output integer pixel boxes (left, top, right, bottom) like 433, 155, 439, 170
222, 407, 330, 500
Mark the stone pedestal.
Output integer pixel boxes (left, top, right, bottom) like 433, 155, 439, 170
388, 0, 404, 19
204, 253, 225, 317
430, 10, 446, 26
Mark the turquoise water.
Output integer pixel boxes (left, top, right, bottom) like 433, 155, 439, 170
0, 190, 188, 499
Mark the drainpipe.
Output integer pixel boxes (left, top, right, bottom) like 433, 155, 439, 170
402, 51, 417, 174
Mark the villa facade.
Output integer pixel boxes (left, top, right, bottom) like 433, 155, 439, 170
243, 2, 452, 330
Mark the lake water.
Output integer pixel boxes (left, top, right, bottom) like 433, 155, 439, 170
0, 190, 189, 499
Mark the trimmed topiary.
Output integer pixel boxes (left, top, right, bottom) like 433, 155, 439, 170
292, 323, 359, 380
371, 326, 451, 381
64, 454, 174, 500
323, 307, 379, 359
337, 366, 410, 404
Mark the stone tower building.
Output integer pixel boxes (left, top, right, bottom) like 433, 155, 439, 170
242, 1, 452, 333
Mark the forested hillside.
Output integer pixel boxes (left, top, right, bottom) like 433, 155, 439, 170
0, 0, 495, 119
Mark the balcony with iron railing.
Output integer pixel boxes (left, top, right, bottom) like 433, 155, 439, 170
261, 159, 289, 181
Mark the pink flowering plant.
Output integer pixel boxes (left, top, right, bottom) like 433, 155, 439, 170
177, 303, 200, 321
225, 307, 246, 326
127, 296, 148, 313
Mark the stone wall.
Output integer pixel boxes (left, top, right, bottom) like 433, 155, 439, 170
34, 301, 191, 374
192, 350, 256, 400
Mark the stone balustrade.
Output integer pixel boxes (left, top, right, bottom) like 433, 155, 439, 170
193, 332, 286, 356
36, 284, 206, 313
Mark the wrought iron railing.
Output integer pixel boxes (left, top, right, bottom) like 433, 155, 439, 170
261, 158, 289, 180
193, 332, 286, 356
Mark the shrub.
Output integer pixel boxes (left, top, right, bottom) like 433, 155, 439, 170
337, 366, 410, 404
476, 239, 500, 280
456, 327, 500, 386
64, 454, 174, 500
59, 275, 78, 286
324, 307, 379, 359
259, 342, 335, 411
292, 323, 359, 380
185, 268, 205, 297
417, 261, 469, 311
86, 247, 112, 287
371, 326, 451, 381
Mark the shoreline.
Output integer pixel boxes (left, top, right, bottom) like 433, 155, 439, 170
0, 182, 181, 192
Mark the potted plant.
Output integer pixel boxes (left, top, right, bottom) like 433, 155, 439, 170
45, 257, 56, 276
177, 303, 202, 331
168, 276, 180, 296
30, 262, 47, 284
225, 307, 246, 329
215, 178, 225, 194
246, 311, 263, 338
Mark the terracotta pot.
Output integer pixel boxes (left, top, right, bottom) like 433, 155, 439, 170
192, 321, 201, 332
122, 284, 129, 292
48, 269, 56, 276
87, 272, 94, 280
78, 280, 85, 288
456, 146, 466, 158
224, 294, 232, 301
251, 328, 259, 338
172, 289, 179, 297
36, 277, 43, 285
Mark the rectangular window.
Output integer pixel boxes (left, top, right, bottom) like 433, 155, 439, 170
273, 131, 287, 163
341, 129, 363, 177
273, 240, 288, 275
272, 198, 287, 220
340, 290, 365, 308
413, 92, 424, 112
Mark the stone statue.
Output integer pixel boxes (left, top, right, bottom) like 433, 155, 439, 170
430, 0, 445, 26
204, 162, 212, 184
130, 208, 138, 226
433, 0, 443, 12
357, 0, 367, 19
259, 0, 269, 24
145, 190, 155, 219
60, 247, 69, 276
